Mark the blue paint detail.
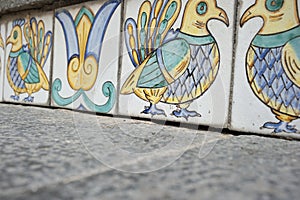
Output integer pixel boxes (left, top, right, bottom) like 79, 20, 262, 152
163, 43, 218, 103
86, 0, 120, 63
124, 18, 141, 67
41, 31, 53, 68
55, 9, 80, 60
53, 0, 120, 112
9, 57, 26, 89
249, 45, 300, 114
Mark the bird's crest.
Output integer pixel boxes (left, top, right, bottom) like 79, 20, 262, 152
12, 19, 25, 27
124, 0, 182, 68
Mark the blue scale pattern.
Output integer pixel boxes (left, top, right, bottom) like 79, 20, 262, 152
163, 43, 217, 103
248, 46, 300, 116
9, 57, 26, 89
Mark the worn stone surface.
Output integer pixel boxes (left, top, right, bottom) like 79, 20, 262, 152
0, 104, 299, 200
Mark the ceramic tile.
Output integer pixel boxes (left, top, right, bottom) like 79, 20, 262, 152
51, 0, 121, 114
231, 0, 300, 135
118, 0, 235, 128
0, 23, 5, 101
3, 11, 53, 105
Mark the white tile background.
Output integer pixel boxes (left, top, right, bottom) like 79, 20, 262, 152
51, 1, 121, 114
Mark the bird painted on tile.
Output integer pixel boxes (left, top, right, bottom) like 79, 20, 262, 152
241, 0, 300, 133
121, 0, 229, 119
6, 18, 52, 102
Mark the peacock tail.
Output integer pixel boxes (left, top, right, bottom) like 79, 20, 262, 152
124, 0, 181, 68
24, 17, 53, 68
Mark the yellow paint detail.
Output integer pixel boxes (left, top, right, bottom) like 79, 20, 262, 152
134, 87, 167, 104
180, 0, 229, 36
0, 34, 4, 49
66, 11, 99, 91
154, 0, 163, 18
121, 56, 151, 94
148, 18, 157, 50
240, 0, 300, 34
165, 50, 191, 83
137, 1, 151, 52
40, 33, 52, 68
282, 42, 300, 88
246, 48, 300, 118
132, 50, 140, 65
129, 36, 136, 49
68, 55, 98, 91
156, 0, 181, 45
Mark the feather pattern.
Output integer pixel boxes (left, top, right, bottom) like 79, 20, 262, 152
124, 0, 181, 68
247, 45, 300, 117
282, 36, 300, 88
24, 17, 52, 68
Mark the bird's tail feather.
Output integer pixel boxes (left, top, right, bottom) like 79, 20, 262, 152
24, 17, 53, 68
124, 0, 181, 67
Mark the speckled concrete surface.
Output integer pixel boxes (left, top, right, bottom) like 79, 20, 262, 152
0, 104, 299, 200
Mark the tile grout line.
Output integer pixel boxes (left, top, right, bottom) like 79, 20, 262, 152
227, 0, 240, 129
116, 0, 126, 115
48, 9, 56, 107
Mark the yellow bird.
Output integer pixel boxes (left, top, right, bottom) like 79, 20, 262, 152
241, 0, 300, 133
6, 18, 52, 102
122, 0, 229, 119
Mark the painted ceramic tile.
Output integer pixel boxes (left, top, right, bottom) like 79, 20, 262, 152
119, 0, 234, 127
231, 0, 300, 135
51, 0, 121, 114
3, 11, 53, 105
0, 23, 5, 101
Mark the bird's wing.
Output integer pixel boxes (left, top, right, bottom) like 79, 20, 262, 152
282, 36, 300, 87
19, 51, 40, 84
24, 17, 52, 68
121, 38, 190, 94
124, 0, 181, 67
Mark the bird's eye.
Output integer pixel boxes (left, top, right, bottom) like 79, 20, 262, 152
13, 30, 18, 39
197, 2, 207, 15
265, 0, 284, 12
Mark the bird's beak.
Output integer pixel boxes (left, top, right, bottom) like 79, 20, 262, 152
215, 7, 229, 27
6, 35, 12, 45
240, 5, 258, 27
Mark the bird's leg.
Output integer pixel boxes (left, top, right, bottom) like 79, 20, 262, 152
141, 103, 166, 117
23, 90, 34, 102
263, 110, 298, 133
263, 121, 297, 133
172, 102, 201, 120
23, 96, 34, 102
10, 92, 20, 101
141, 88, 167, 116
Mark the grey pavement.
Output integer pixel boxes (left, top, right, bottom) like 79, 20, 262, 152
0, 104, 299, 200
